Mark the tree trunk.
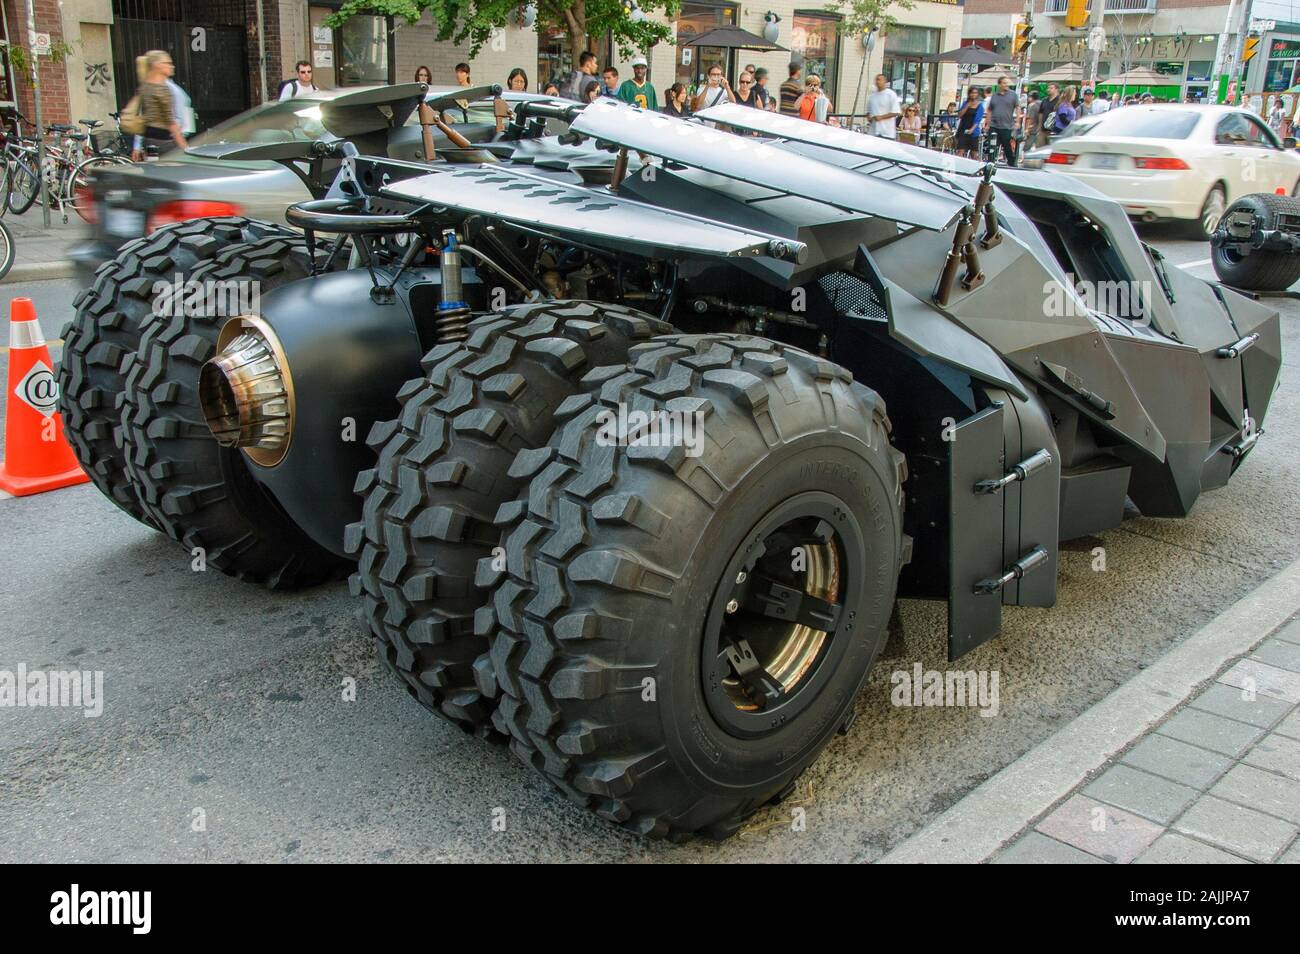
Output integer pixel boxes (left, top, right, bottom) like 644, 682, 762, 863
561, 1, 588, 64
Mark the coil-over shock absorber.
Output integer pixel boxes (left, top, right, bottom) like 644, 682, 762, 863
435, 228, 471, 343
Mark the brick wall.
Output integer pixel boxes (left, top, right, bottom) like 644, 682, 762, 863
260, 0, 282, 102
3, 0, 73, 125
392, 11, 538, 89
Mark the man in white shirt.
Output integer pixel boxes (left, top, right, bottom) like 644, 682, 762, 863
866, 73, 901, 138
279, 61, 318, 101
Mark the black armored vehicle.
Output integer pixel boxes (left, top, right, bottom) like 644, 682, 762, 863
61, 94, 1281, 840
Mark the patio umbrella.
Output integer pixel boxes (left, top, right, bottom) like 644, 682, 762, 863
1103, 67, 1170, 86
968, 65, 1019, 84
685, 25, 787, 53
1032, 63, 1086, 83
924, 46, 1010, 68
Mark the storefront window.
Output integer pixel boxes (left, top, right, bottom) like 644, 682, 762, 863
792, 12, 841, 103
882, 25, 939, 113
675, 3, 737, 90
1263, 41, 1299, 92
537, 29, 612, 92
336, 14, 391, 86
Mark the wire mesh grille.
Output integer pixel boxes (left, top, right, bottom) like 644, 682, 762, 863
818, 271, 889, 322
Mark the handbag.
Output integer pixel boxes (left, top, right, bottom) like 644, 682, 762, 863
119, 93, 146, 136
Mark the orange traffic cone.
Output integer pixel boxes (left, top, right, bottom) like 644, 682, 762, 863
0, 297, 90, 495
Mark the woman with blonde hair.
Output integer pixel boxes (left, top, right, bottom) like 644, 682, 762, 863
131, 49, 187, 160
898, 103, 923, 143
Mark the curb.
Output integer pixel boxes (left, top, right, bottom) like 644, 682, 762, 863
877, 555, 1300, 864
3, 262, 78, 285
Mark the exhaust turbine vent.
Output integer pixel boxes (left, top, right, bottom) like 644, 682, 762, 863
199, 316, 294, 467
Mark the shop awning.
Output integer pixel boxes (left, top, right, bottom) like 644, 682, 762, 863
686, 26, 787, 53
924, 46, 1010, 67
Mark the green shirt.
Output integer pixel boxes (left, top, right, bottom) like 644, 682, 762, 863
617, 79, 658, 111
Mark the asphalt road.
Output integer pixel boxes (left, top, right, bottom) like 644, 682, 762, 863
0, 233, 1296, 863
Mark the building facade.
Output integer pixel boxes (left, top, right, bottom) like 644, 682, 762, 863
963, 0, 1300, 108
1, 1, 972, 132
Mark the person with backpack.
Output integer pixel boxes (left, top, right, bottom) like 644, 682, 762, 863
124, 50, 187, 161
278, 61, 318, 101
562, 52, 599, 102
1037, 82, 1060, 146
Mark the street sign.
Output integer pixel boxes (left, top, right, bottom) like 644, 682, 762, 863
31, 32, 50, 55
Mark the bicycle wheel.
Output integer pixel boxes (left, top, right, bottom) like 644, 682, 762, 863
0, 158, 11, 218
7, 155, 39, 214
0, 219, 15, 282
69, 157, 125, 222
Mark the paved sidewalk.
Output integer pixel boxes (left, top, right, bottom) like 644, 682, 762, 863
880, 556, 1300, 864
2, 206, 86, 283
993, 627, 1300, 864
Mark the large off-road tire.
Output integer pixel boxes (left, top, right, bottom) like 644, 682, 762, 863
117, 234, 349, 589
349, 301, 672, 734
58, 217, 292, 524
481, 335, 907, 839
1212, 192, 1300, 292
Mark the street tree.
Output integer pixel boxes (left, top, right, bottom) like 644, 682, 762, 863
326, 0, 679, 64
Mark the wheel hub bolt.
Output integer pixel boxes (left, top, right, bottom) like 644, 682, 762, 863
726, 598, 739, 614
736, 571, 747, 584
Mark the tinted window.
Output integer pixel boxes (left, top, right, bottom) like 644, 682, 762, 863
188, 99, 330, 147
1087, 109, 1200, 139
1241, 115, 1281, 148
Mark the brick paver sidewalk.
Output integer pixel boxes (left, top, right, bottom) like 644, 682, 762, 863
992, 620, 1300, 864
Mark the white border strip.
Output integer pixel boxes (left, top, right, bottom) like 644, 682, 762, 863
878, 555, 1300, 864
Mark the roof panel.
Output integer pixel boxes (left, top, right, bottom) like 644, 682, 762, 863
696, 102, 986, 178
380, 163, 807, 262
570, 99, 964, 231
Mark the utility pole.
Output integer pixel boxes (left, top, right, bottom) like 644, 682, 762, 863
1086, 0, 1108, 89
256, 0, 268, 103
1016, 1, 1034, 102
1210, 0, 1239, 102
23, 0, 48, 227
1228, 0, 1258, 108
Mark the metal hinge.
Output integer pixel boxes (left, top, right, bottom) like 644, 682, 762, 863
1040, 360, 1117, 419
1221, 428, 1262, 459
974, 547, 1050, 595
1216, 334, 1259, 359
975, 448, 1053, 495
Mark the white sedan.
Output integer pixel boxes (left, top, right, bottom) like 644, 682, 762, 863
1039, 104, 1300, 239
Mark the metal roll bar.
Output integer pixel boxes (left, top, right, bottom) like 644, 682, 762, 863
284, 197, 416, 234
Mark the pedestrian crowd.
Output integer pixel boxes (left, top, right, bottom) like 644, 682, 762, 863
117, 43, 1300, 168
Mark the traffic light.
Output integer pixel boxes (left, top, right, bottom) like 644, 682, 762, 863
1013, 21, 1033, 57
1243, 37, 1260, 62
1064, 0, 1089, 29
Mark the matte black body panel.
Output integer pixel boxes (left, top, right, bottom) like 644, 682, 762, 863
241, 269, 430, 556
996, 386, 1060, 609
948, 404, 1007, 659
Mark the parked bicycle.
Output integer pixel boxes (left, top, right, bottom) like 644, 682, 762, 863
1, 112, 132, 221
0, 217, 14, 281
